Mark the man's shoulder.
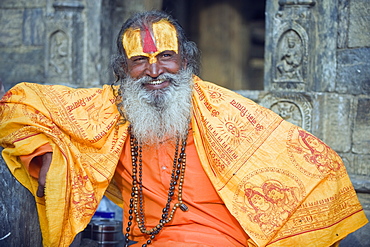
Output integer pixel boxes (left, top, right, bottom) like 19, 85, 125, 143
192, 76, 261, 107
9, 82, 115, 98
4, 82, 118, 115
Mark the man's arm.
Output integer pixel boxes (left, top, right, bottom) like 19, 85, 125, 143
19, 144, 53, 197
36, 152, 52, 197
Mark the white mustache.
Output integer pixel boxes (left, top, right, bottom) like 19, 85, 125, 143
136, 73, 181, 88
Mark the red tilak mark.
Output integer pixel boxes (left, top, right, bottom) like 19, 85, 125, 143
143, 26, 157, 53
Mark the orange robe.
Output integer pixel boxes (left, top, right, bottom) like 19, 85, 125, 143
115, 129, 249, 246
0, 77, 367, 247
26, 132, 250, 246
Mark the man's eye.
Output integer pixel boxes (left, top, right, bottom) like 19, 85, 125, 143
133, 57, 146, 62
159, 53, 172, 60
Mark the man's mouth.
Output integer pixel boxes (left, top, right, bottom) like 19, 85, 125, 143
147, 79, 164, 85
144, 79, 170, 90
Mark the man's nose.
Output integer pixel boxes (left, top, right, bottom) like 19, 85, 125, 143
146, 61, 164, 78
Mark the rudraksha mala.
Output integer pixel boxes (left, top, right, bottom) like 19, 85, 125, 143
124, 126, 189, 247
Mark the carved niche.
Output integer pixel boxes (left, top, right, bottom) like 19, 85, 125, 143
275, 29, 305, 84
260, 92, 312, 132
271, 0, 316, 91
48, 30, 70, 79
45, 1, 84, 86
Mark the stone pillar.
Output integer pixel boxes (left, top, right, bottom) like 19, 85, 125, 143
265, 0, 337, 92
45, 0, 85, 87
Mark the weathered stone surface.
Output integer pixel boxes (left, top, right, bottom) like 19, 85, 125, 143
122, 0, 163, 17
339, 152, 354, 174
23, 8, 45, 46
322, 94, 353, 152
352, 97, 370, 154
337, 0, 349, 49
351, 174, 370, 194
0, 0, 45, 8
235, 90, 262, 104
337, 48, 370, 95
0, 9, 23, 47
342, 152, 370, 189
0, 46, 45, 88
84, 0, 106, 87
0, 153, 42, 247
309, 0, 338, 93
348, 0, 370, 48
310, 93, 352, 152
357, 192, 370, 213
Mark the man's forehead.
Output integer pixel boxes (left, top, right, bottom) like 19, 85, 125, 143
122, 19, 179, 59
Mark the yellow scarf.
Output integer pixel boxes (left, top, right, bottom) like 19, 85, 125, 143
0, 77, 367, 246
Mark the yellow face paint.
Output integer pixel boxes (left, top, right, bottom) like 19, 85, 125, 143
122, 19, 179, 64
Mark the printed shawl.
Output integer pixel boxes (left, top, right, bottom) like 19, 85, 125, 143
0, 77, 367, 246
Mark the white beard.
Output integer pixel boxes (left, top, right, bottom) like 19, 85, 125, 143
119, 68, 193, 145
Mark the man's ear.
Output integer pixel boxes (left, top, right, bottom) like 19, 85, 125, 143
182, 58, 188, 69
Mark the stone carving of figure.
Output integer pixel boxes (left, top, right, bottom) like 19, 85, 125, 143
271, 101, 302, 127
49, 31, 69, 76
276, 30, 303, 81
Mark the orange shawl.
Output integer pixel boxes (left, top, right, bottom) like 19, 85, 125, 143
0, 77, 367, 246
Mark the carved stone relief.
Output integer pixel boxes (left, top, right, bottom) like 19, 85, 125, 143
269, 0, 315, 91
272, 24, 308, 91
276, 30, 303, 83
260, 93, 312, 132
49, 30, 69, 79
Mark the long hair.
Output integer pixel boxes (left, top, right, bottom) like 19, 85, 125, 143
111, 10, 201, 83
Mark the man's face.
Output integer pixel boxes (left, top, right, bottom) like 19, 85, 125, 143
119, 20, 193, 145
122, 20, 182, 90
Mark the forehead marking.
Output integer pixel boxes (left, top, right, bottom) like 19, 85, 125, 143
142, 25, 157, 53
122, 19, 179, 64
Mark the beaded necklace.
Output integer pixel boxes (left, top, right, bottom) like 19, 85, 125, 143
124, 126, 189, 247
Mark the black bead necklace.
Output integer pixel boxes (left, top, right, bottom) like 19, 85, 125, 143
124, 126, 189, 247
